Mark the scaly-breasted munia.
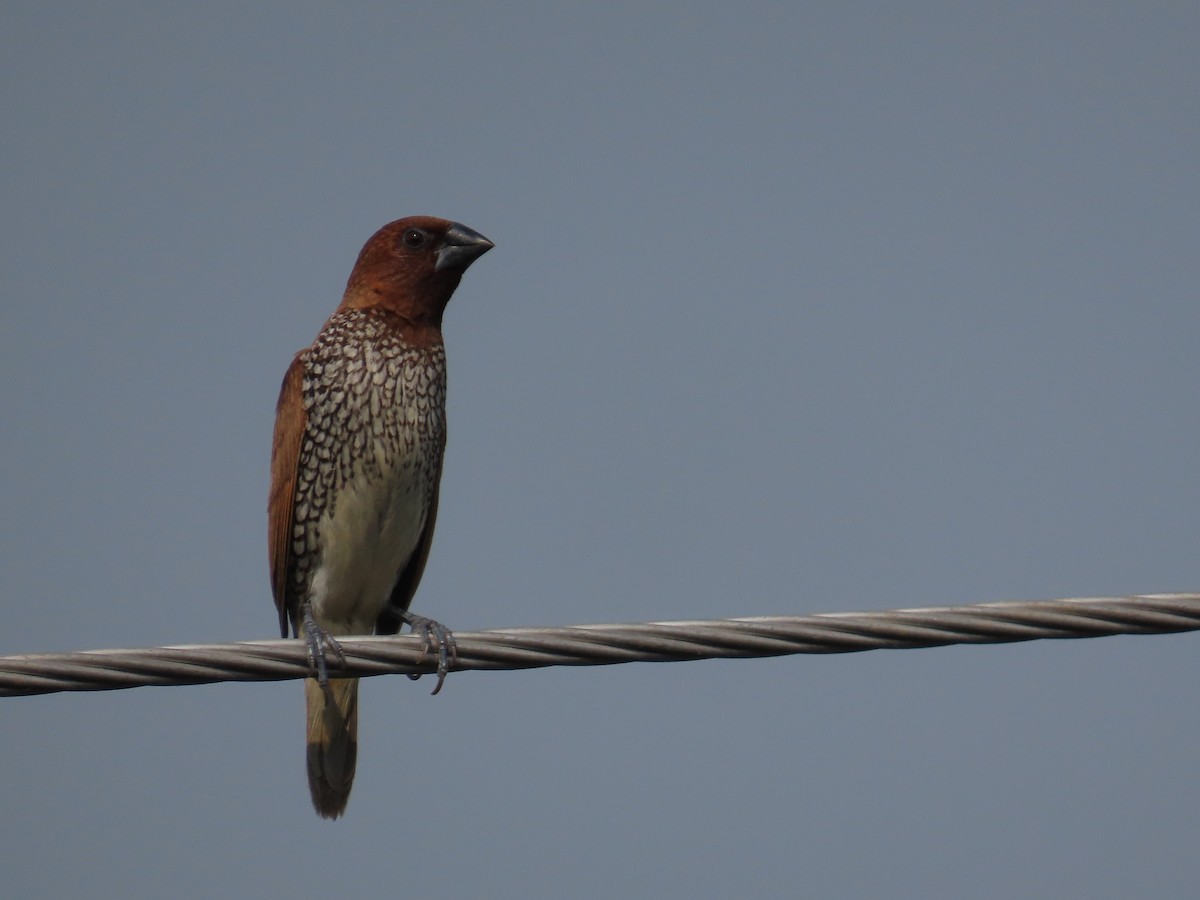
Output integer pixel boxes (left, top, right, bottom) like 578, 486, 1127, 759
268, 216, 493, 819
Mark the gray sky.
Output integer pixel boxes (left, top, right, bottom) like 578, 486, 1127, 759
2, 3, 1197, 897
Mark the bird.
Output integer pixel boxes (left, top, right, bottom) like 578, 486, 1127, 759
268, 216, 493, 819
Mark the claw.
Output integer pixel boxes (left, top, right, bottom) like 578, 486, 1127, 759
301, 602, 345, 686
398, 611, 457, 695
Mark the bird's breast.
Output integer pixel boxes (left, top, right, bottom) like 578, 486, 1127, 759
292, 311, 447, 634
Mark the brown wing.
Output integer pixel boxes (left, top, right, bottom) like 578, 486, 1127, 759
268, 352, 307, 638
375, 481, 440, 635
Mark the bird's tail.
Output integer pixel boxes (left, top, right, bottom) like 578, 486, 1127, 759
305, 676, 359, 819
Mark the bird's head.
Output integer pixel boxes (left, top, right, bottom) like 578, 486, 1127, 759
339, 216, 494, 325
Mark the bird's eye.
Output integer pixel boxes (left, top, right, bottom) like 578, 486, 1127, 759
401, 228, 427, 249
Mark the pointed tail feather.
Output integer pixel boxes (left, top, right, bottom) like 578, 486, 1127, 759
305, 677, 359, 819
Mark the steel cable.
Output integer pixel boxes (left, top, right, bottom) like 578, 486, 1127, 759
2, 593, 1197, 697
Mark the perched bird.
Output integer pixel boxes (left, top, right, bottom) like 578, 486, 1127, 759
268, 216, 493, 819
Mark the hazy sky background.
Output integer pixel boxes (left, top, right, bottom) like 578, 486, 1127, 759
2, 3, 1197, 897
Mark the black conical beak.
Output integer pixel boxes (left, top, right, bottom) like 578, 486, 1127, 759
436, 222, 494, 273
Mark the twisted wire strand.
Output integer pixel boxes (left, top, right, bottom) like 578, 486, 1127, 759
2, 593, 1197, 698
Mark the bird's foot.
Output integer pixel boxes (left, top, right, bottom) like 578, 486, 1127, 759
398, 610, 457, 695
301, 602, 345, 686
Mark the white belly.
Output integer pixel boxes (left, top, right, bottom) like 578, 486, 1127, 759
308, 465, 428, 635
